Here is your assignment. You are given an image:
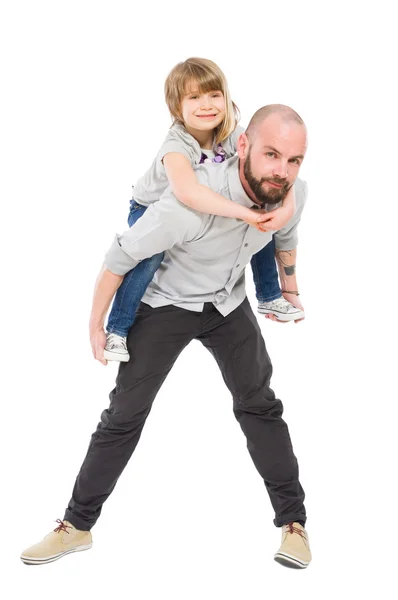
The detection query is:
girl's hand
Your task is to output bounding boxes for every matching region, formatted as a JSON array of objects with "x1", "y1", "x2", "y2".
[
  {"x1": 243, "y1": 209, "x2": 274, "y2": 230},
  {"x1": 255, "y1": 204, "x2": 295, "y2": 232}
]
